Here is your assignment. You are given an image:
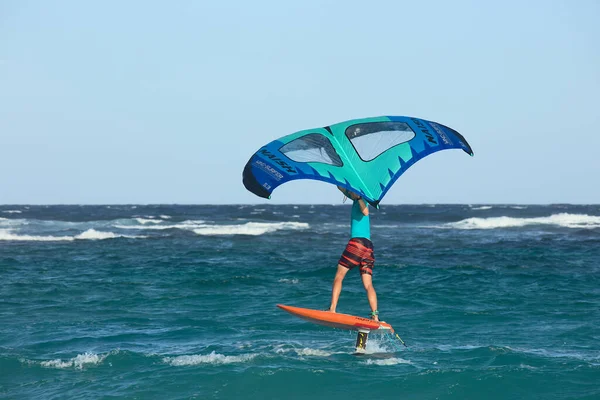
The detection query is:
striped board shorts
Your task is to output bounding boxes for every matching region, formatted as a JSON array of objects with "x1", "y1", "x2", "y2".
[{"x1": 338, "y1": 237, "x2": 375, "y2": 275}]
